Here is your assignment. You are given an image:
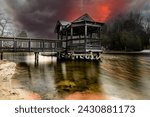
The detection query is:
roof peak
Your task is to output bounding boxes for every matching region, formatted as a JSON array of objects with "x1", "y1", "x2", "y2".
[{"x1": 73, "y1": 13, "x2": 95, "y2": 23}]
